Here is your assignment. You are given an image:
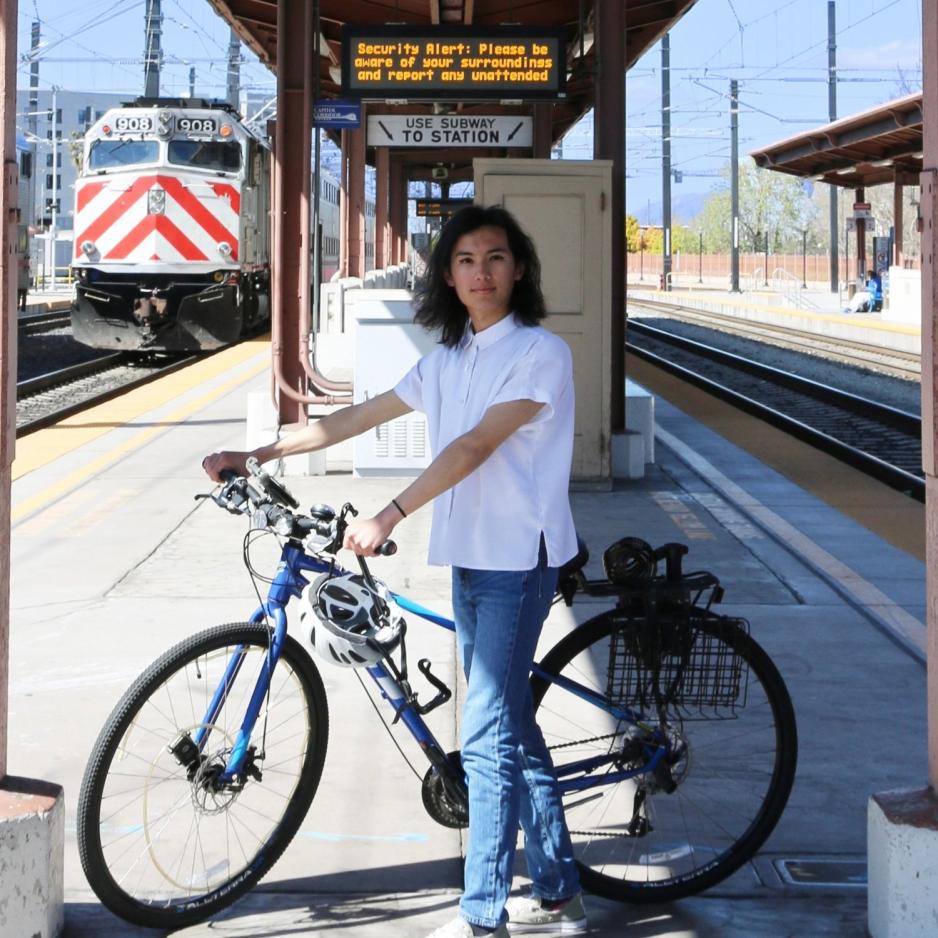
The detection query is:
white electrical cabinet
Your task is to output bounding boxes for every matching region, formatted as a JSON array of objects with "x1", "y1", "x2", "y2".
[{"x1": 349, "y1": 290, "x2": 436, "y2": 477}]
